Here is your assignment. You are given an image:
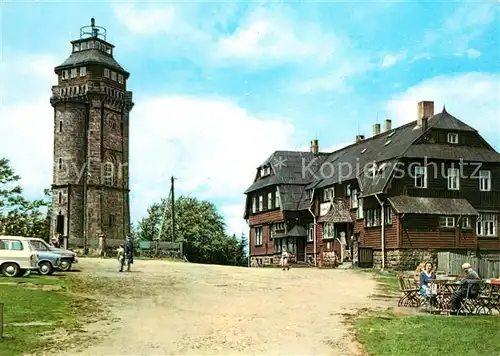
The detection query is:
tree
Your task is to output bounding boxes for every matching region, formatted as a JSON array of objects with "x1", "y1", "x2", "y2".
[
  {"x1": 0, "y1": 158, "x2": 50, "y2": 238},
  {"x1": 136, "y1": 196, "x2": 247, "y2": 266}
]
